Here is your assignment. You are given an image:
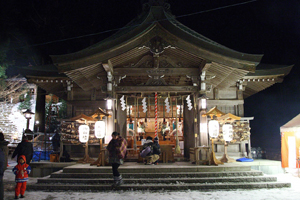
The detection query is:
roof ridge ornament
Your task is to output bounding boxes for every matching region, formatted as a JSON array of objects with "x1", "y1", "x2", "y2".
[{"x1": 142, "y1": 0, "x2": 170, "y2": 11}]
